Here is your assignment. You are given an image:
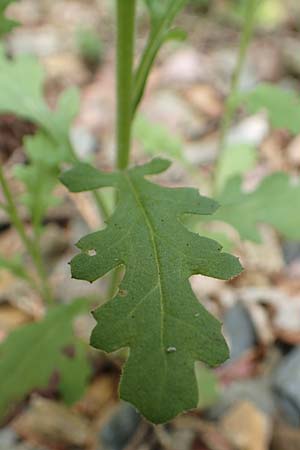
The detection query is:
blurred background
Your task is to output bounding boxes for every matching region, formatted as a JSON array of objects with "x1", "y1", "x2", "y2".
[{"x1": 1, "y1": 0, "x2": 300, "y2": 449}]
